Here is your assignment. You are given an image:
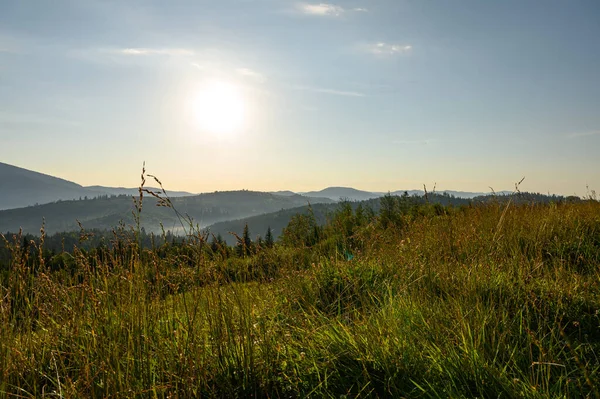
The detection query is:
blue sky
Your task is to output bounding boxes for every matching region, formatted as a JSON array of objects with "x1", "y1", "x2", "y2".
[{"x1": 1, "y1": 0, "x2": 599, "y2": 195}]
